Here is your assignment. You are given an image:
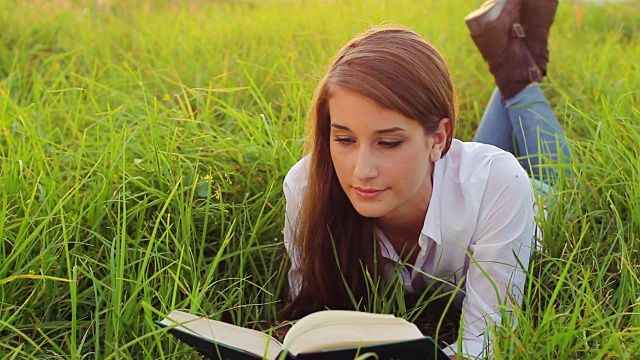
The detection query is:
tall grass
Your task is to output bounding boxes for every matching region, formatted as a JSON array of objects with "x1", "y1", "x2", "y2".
[{"x1": 1, "y1": 0, "x2": 639, "y2": 358}]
